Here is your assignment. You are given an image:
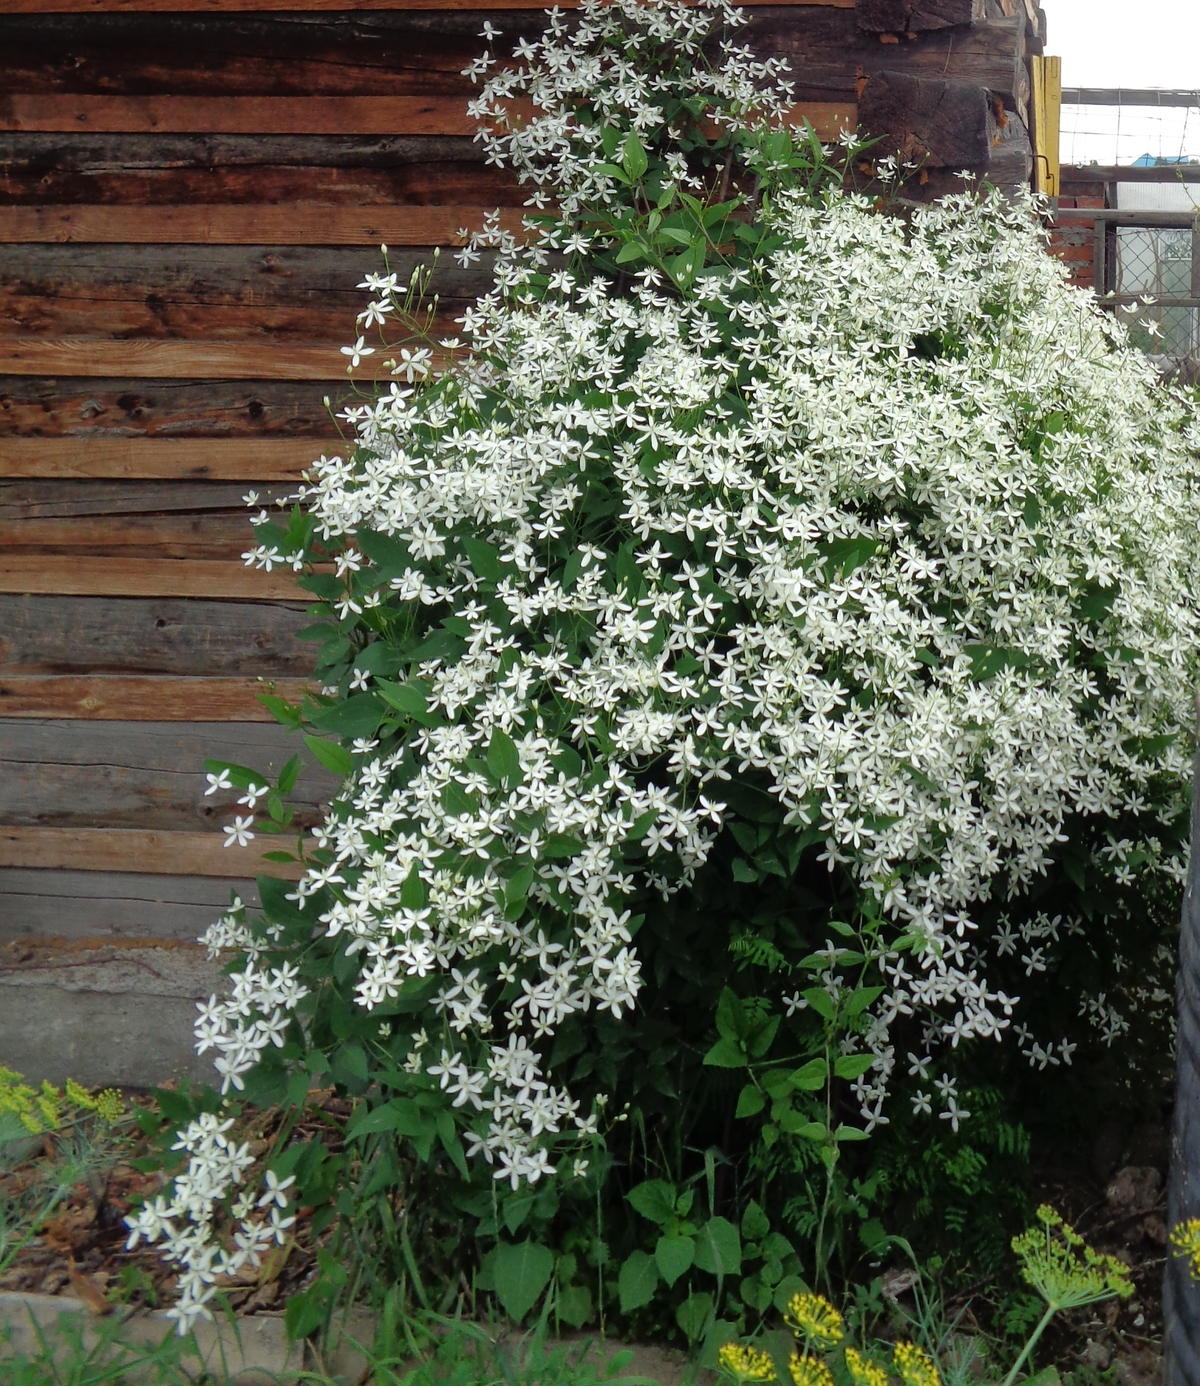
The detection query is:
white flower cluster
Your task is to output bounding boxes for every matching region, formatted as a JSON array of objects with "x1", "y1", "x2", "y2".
[
  {"x1": 466, "y1": 0, "x2": 794, "y2": 218},
  {"x1": 138, "y1": 0, "x2": 1199, "y2": 1329}
]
